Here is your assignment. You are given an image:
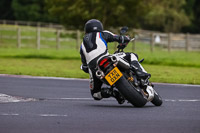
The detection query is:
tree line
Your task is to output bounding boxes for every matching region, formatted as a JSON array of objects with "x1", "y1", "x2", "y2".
[{"x1": 1, "y1": 0, "x2": 200, "y2": 33}]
